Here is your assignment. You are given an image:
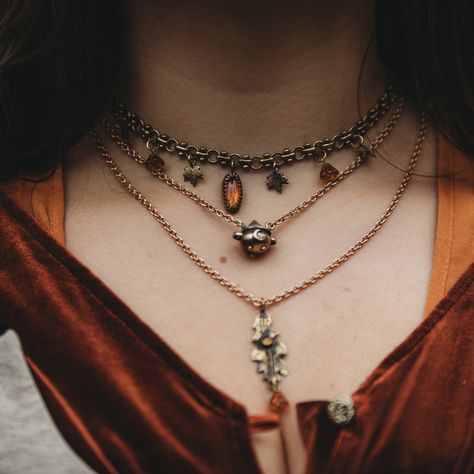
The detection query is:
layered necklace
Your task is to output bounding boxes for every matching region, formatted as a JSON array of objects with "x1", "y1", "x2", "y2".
[
  {"x1": 108, "y1": 85, "x2": 397, "y2": 207},
  {"x1": 91, "y1": 92, "x2": 427, "y2": 413},
  {"x1": 103, "y1": 89, "x2": 404, "y2": 258}
]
